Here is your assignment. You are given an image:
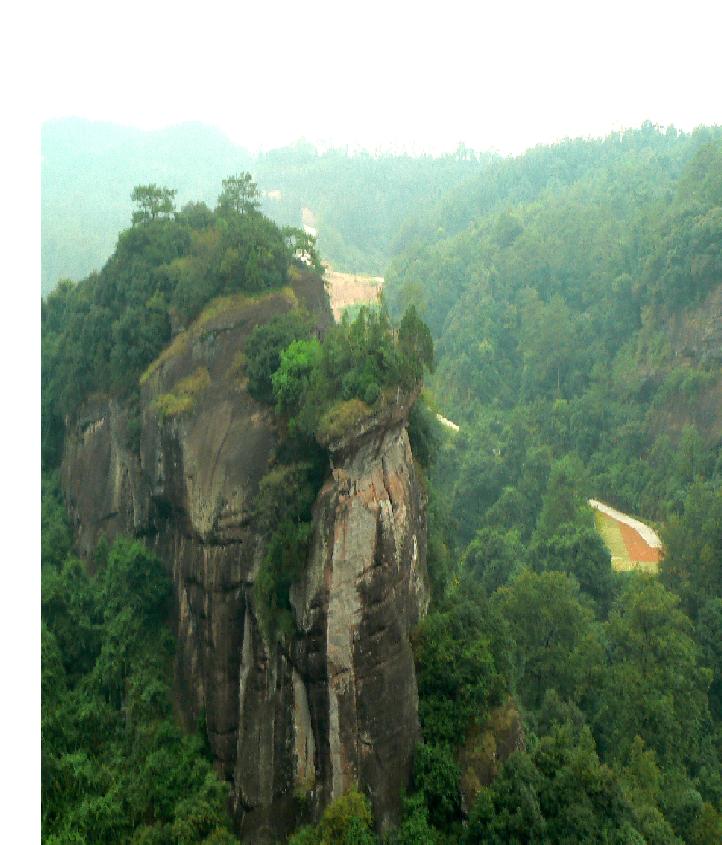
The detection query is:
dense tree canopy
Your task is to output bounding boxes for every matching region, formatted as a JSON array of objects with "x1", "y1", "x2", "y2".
[
  {"x1": 42, "y1": 173, "x2": 307, "y2": 468},
  {"x1": 379, "y1": 125, "x2": 722, "y2": 844},
  {"x1": 41, "y1": 120, "x2": 488, "y2": 293},
  {"x1": 131, "y1": 184, "x2": 177, "y2": 224}
]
